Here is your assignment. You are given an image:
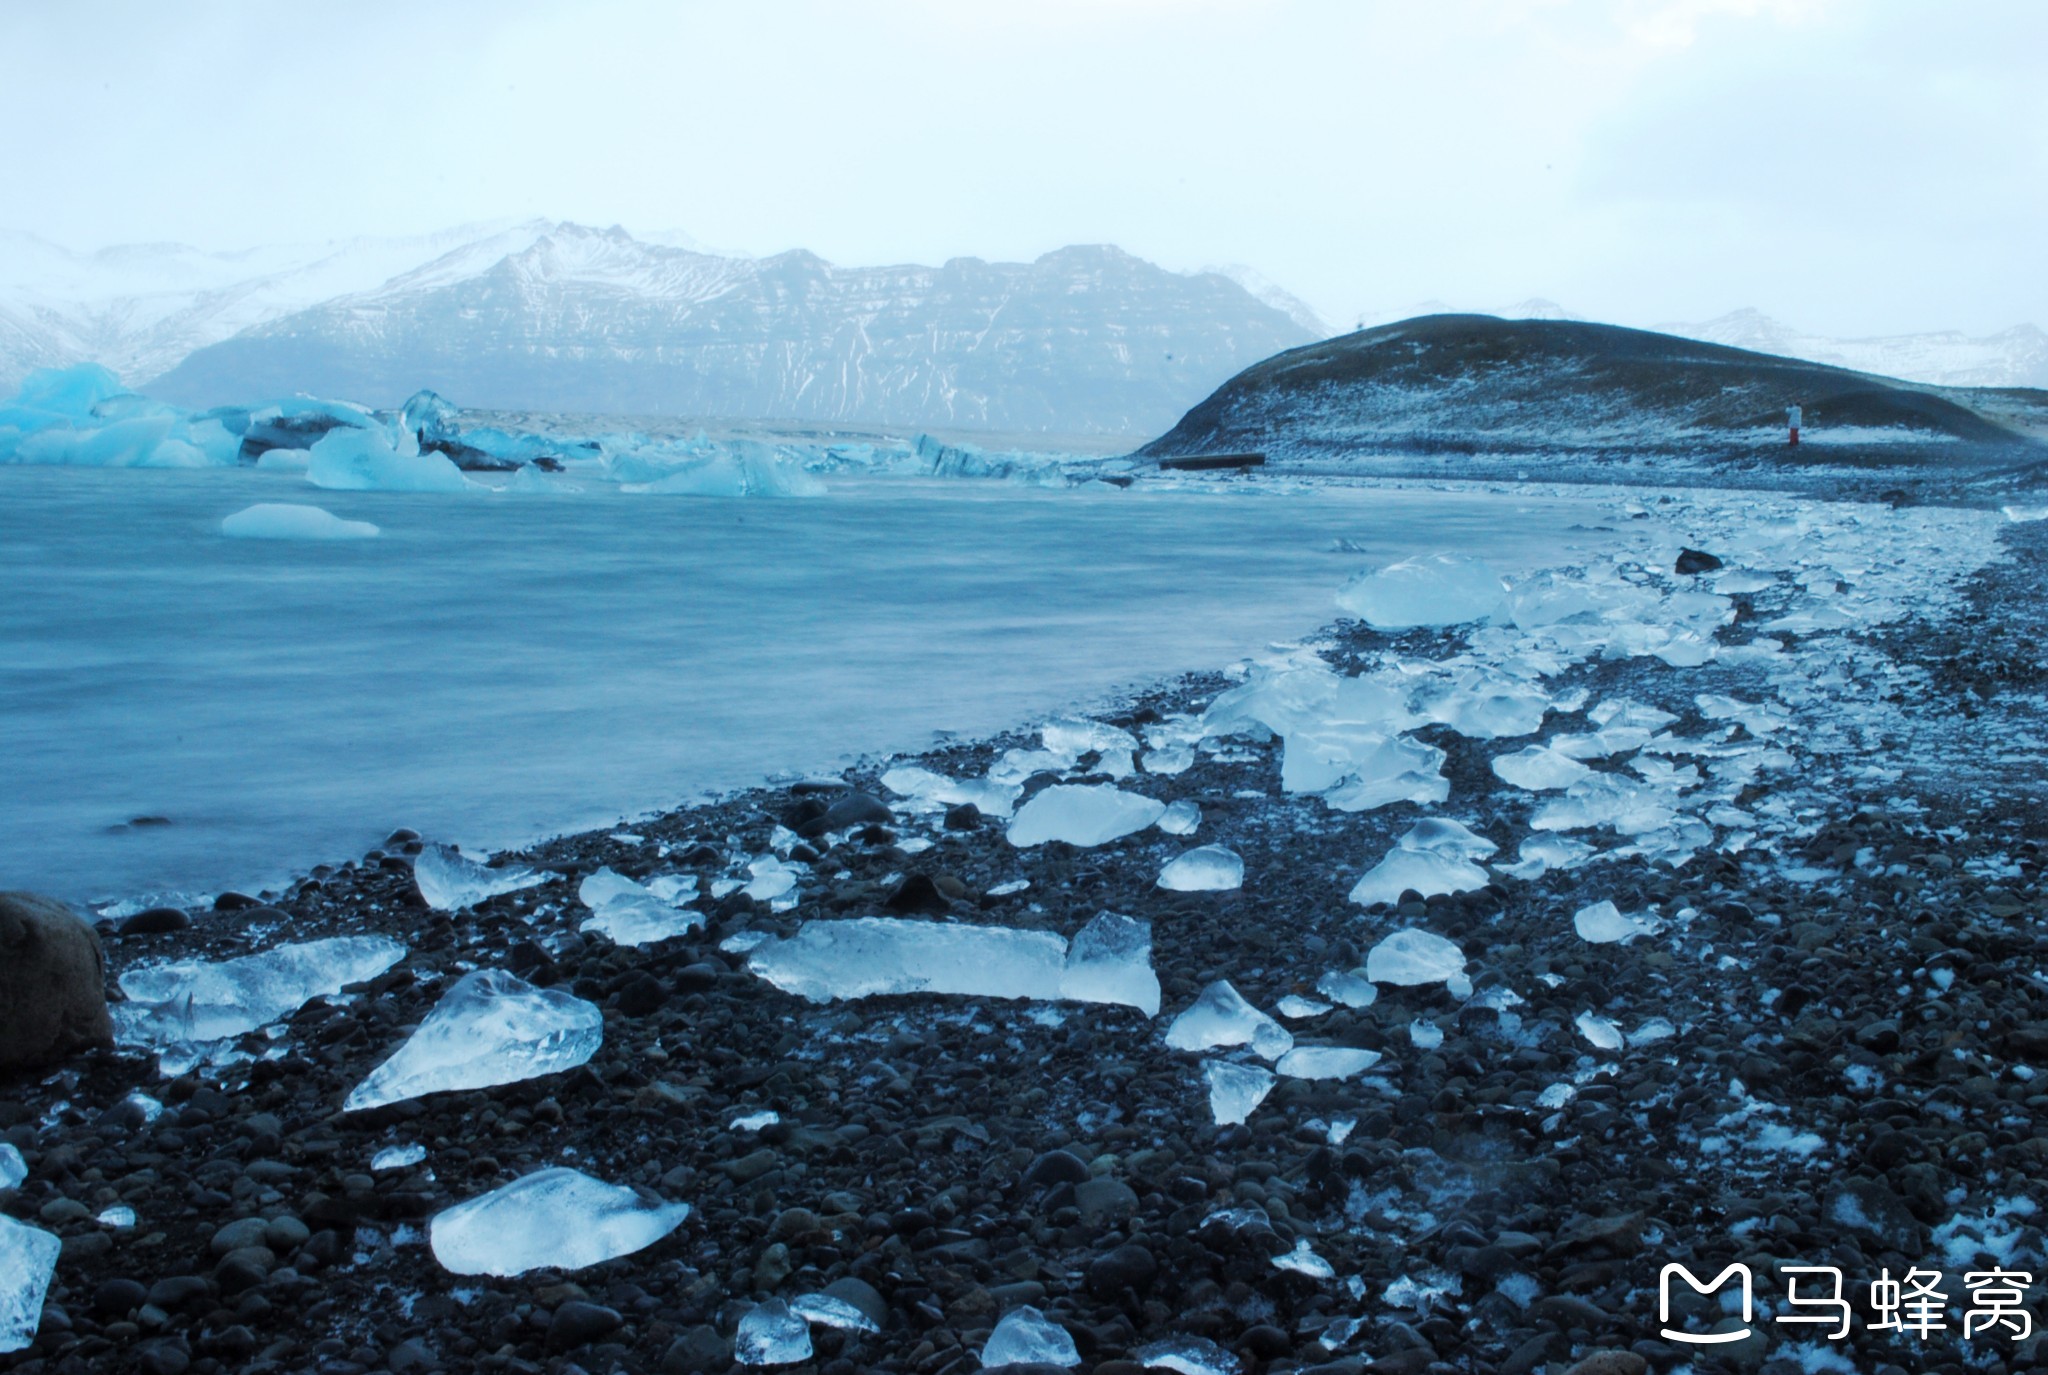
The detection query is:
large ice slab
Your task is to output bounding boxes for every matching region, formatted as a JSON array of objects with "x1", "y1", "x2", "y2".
[
  {"x1": 1165, "y1": 980, "x2": 1293, "y2": 1060},
  {"x1": 220, "y1": 503, "x2": 380, "y2": 541},
  {"x1": 1157, "y1": 846, "x2": 1244, "y2": 892},
  {"x1": 0, "y1": 1216, "x2": 61, "y2": 1353},
  {"x1": 429, "y1": 1167, "x2": 688, "y2": 1276},
  {"x1": 1006, "y1": 784, "x2": 1165, "y2": 847},
  {"x1": 344, "y1": 969, "x2": 603, "y2": 1112},
  {"x1": 981, "y1": 1305, "x2": 1079, "y2": 1368},
  {"x1": 749, "y1": 915, "x2": 1159, "y2": 1012},
  {"x1": 115, "y1": 936, "x2": 407, "y2": 1046},
  {"x1": 579, "y1": 866, "x2": 703, "y2": 946},
  {"x1": 1335, "y1": 553, "x2": 1504, "y2": 629},
  {"x1": 305, "y1": 427, "x2": 471, "y2": 493},
  {"x1": 413, "y1": 844, "x2": 553, "y2": 911},
  {"x1": 1365, "y1": 930, "x2": 1468, "y2": 989},
  {"x1": 1203, "y1": 1059, "x2": 1277, "y2": 1125}
]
